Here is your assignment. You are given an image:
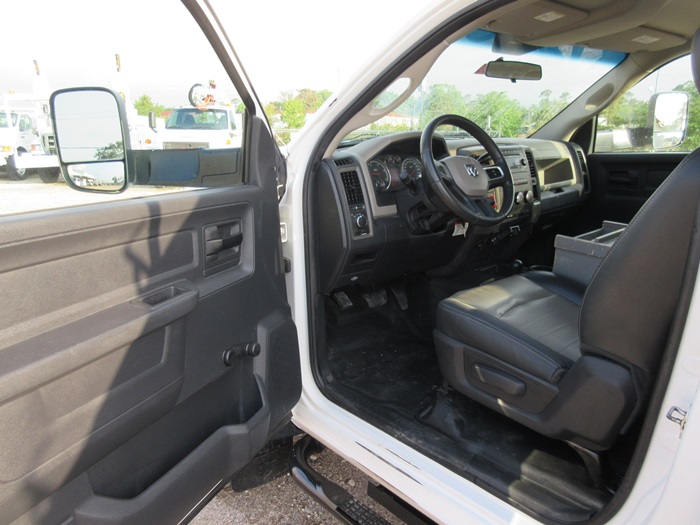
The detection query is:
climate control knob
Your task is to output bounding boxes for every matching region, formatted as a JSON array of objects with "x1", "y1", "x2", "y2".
[
  {"x1": 525, "y1": 190, "x2": 534, "y2": 203},
  {"x1": 355, "y1": 214, "x2": 368, "y2": 229},
  {"x1": 515, "y1": 192, "x2": 524, "y2": 205}
]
